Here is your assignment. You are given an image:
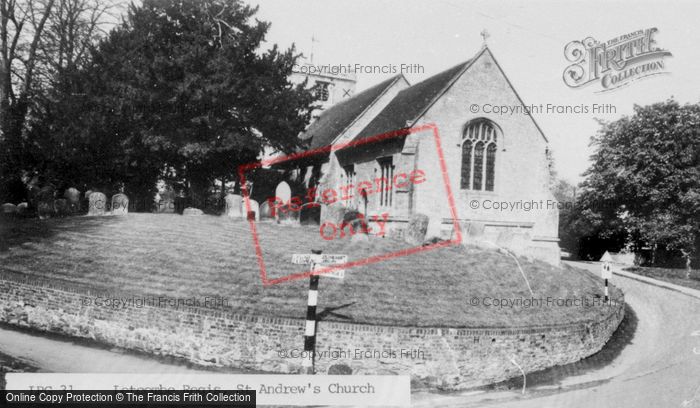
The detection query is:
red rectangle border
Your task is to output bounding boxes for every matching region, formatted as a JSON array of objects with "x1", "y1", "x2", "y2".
[{"x1": 238, "y1": 123, "x2": 463, "y2": 286}]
